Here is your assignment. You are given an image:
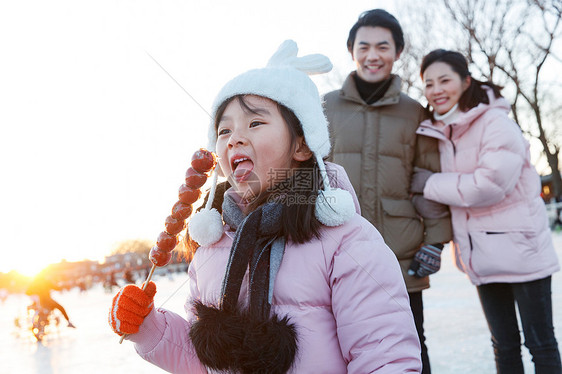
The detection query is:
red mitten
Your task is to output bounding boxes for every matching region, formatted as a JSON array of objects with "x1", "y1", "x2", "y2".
[{"x1": 108, "y1": 281, "x2": 157, "y2": 336}]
